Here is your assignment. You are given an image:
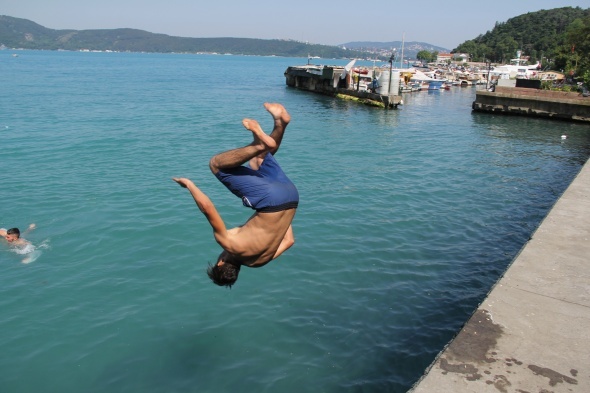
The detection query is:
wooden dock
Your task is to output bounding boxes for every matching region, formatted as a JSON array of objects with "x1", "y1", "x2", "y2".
[{"x1": 284, "y1": 65, "x2": 402, "y2": 109}]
